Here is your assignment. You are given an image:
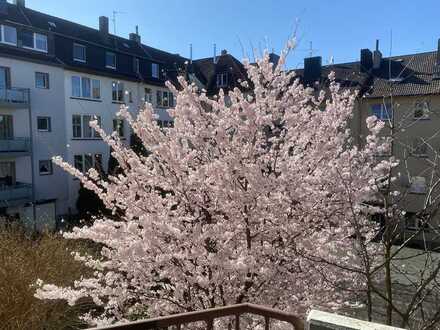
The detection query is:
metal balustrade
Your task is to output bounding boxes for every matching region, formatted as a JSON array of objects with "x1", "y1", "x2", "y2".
[
  {"x1": 0, "y1": 182, "x2": 32, "y2": 205},
  {"x1": 0, "y1": 87, "x2": 29, "y2": 106},
  {"x1": 93, "y1": 303, "x2": 304, "y2": 330},
  {"x1": 0, "y1": 137, "x2": 31, "y2": 153}
]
